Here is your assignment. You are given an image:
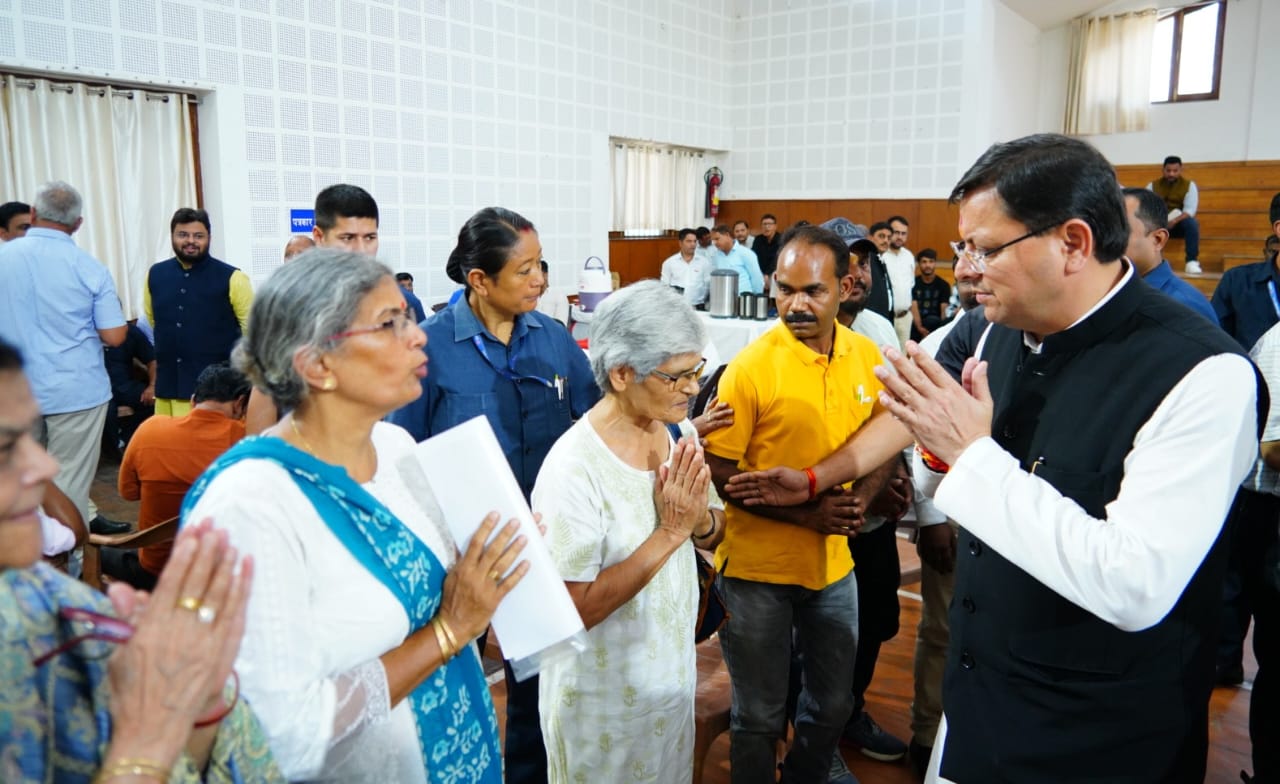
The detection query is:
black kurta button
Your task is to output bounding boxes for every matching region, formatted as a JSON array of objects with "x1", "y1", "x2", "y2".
[
  {"x1": 968, "y1": 539, "x2": 982, "y2": 557},
  {"x1": 960, "y1": 650, "x2": 975, "y2": 669},
  {"x1": 962, "y1": 596, "x2": 975, "y2": 613}
]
